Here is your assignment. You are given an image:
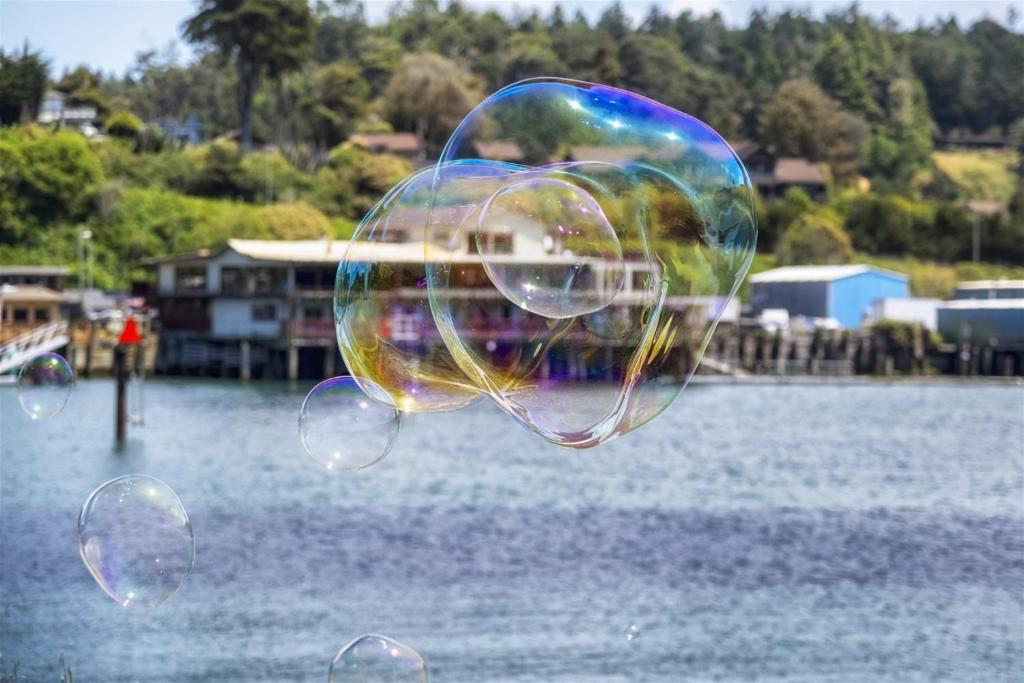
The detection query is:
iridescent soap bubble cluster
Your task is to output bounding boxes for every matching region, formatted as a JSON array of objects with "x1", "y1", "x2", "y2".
[{"x1": 333, "y1": 78, "x2": 756, "y2": 449}]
